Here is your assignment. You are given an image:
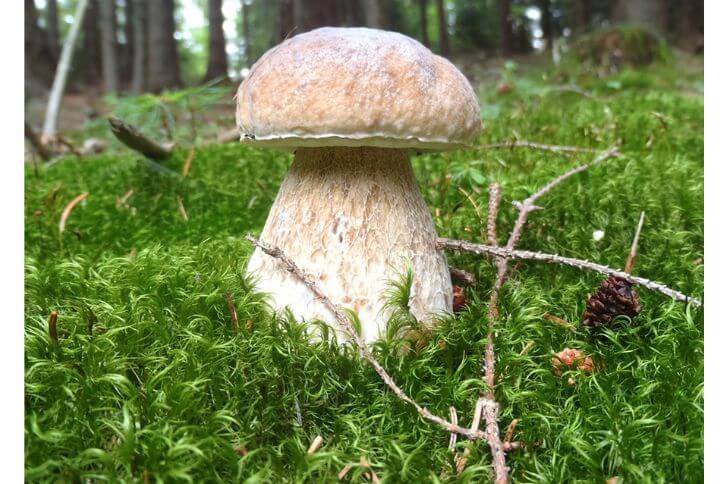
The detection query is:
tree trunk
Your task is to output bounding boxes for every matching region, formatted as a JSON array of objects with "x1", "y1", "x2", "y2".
[
  {"x1": 615, "y1": 0, "x2": 667, "y2": 35},
  {"x1": 540, "y1": 0, "x2": 553, "y2": 51},
  {"x1": 435, "y1": 0, "x2": 449, "y2": 57},
  {"x1": 361, "y1": 0, "x2": 381, "y2": 28},
  {"x1": 119, "y1": 0, "x2": 134, "y2": 86},
  {"x1": 240, "y1": 0, "x2": 251, "y2": 67},
  {"x1": 498, "y1": 0, "x2": 512, "y2": 56},
  {"x1": 82, "y1": 0, "x2": 102, "y2": 87},
  {"x1": 100, "y1": 0, "x2": 118, "y2": 93},
  {"x1": 46, "y1": 0, "x2": 60, "y2": 63},
  {"x1": 43, "y1": 0, "x2": 90, "y2": 139},
  {"x1": 292, "y1": 0, "x2": 343, "y2": 33},
  {"x1": 418, "y1": 0, "x2": 430, "y2": 48},
  {"x1": 279, "y1": 0, "x2": 294, "y2": 40},
  {"x1": 147, "y1": 0, "x2": 181, "y2": 91},
  {"x1": 205, "y1": 0, "x2": 228, "y2": 81},
  {"x1": 131, "y1": 0, "x2": 145, "y2": 93}
]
